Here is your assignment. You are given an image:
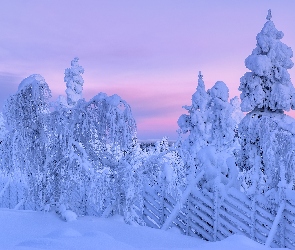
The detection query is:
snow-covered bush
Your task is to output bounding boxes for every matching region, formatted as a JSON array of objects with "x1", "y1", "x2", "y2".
[
  {"x1": 196, "y1": 146, "x2": 239, "y2": 192},
  {"x1": 143, "y1": 138, "x2": 186, "y2": 204},
  {"x1": 58, "y1": 204, "x2": 77, "y2": 222},
  {"x1": 238, "y1": 10, "x2": 295, "y2": 193},
  {"x1": 115, "y1": 138, "x2": 145, "y2": 225}
]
